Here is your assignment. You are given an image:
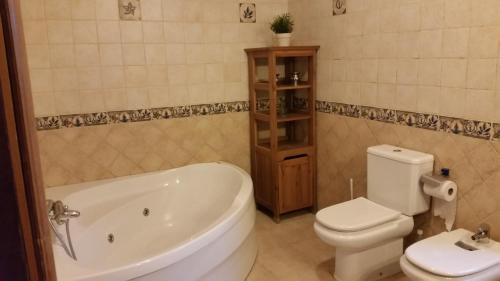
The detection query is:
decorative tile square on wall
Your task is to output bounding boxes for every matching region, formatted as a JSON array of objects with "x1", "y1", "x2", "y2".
[
  {"x1": 118, "y1": 0, "x2": 141, "y2": 21},
  {"x1": 332, "y1": 0, "x2": 346, "y2": 16},
  {"x1": 240, "y1": 3, "x2": 256, "y2": 23}
]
